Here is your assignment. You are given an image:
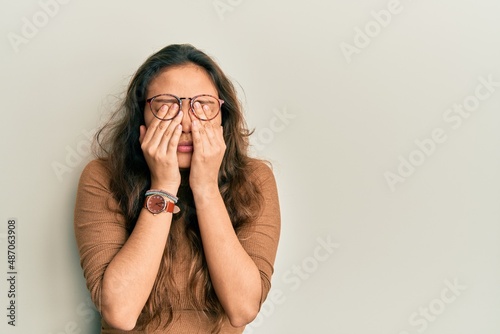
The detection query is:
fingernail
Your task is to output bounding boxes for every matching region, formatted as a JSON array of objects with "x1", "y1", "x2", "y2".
[{"x1": 193, "y1": 120, "x2": 198, "y2": 127}]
